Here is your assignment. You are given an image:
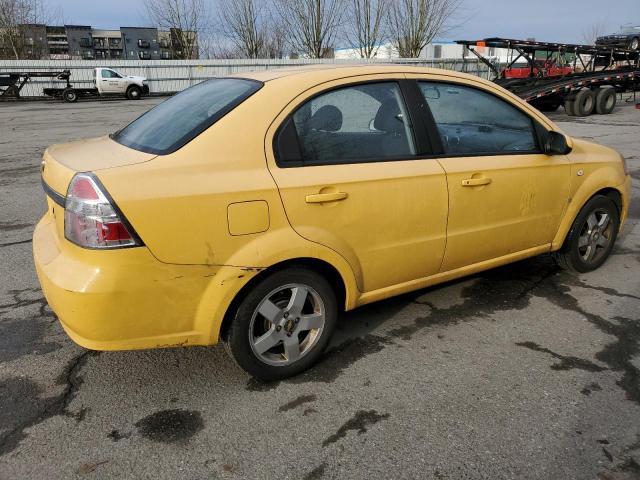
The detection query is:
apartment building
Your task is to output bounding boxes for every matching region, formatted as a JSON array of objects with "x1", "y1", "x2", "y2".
[{"x1": 0, "y1": 24, "x2": 198, "y2": 60}]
